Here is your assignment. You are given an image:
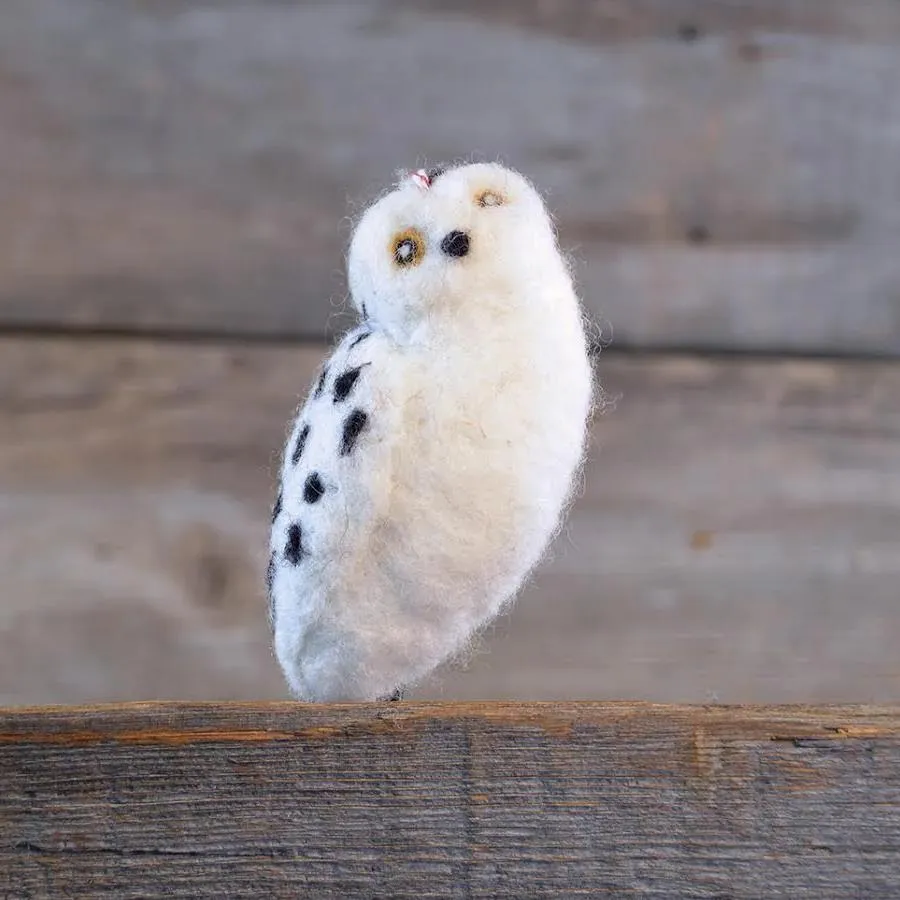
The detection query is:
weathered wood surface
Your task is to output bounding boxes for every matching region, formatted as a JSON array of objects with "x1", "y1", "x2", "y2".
[
  {"x1": 2, "y1": 336, "x2": 899, "y2": 706},
  {"x1": 1, "y1": 702, "x2": 898, "y2": 897},
  {"x1": 2, "y1": 0, "x2": 900, "y2": 353}
]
